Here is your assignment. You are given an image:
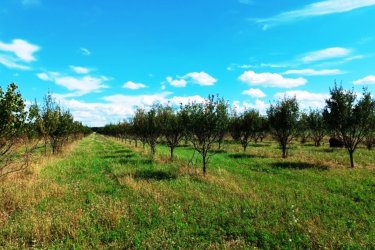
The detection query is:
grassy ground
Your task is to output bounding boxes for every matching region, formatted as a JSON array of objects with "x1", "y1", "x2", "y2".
[{"x1": 0, "y1": 133, "x2": 374, "y2": 249}]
